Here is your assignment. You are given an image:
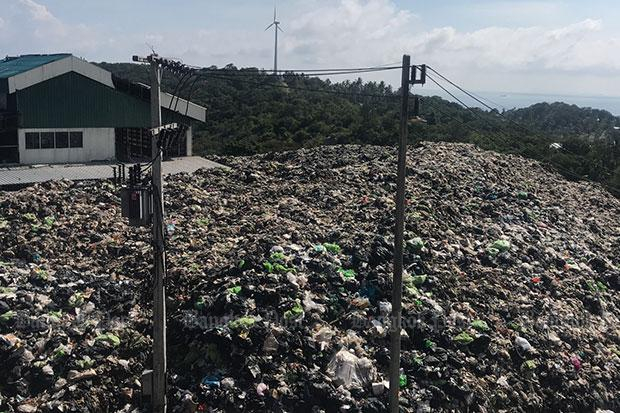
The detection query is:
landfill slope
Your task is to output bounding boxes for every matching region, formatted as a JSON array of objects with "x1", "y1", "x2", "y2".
[{"x1": 0, "y1": 142, "x2": 619, "y2": 413}]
